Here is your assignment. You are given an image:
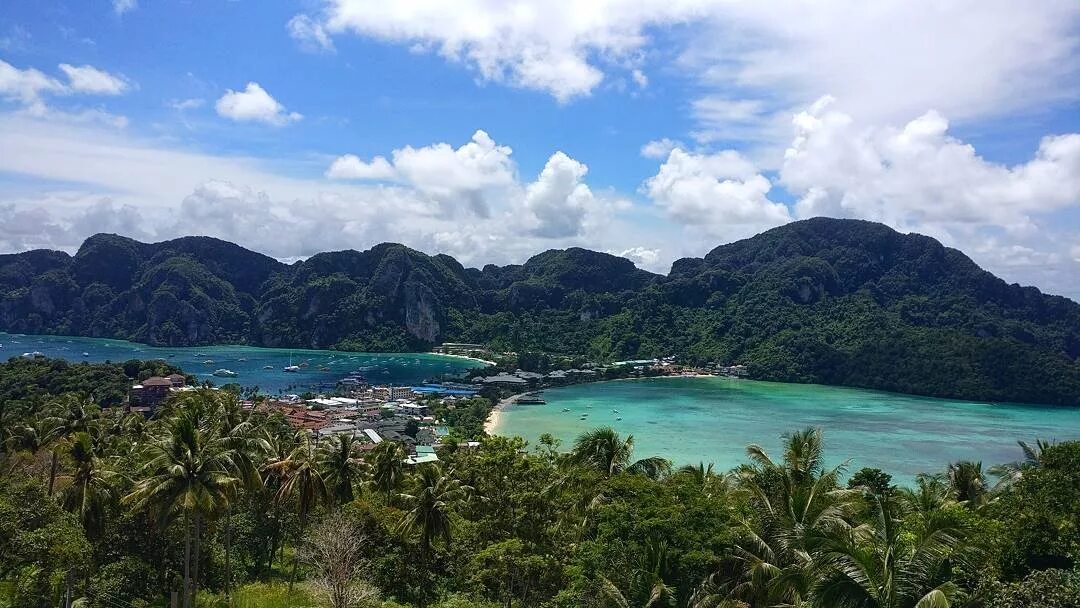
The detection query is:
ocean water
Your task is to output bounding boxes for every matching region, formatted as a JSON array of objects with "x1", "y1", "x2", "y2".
[
  {"x1": 0, "y1": 333, "x2": 485, "y2": 394},
  {"x1": 493, "y1": 376, "x2": 1080, "y2": 484}
]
